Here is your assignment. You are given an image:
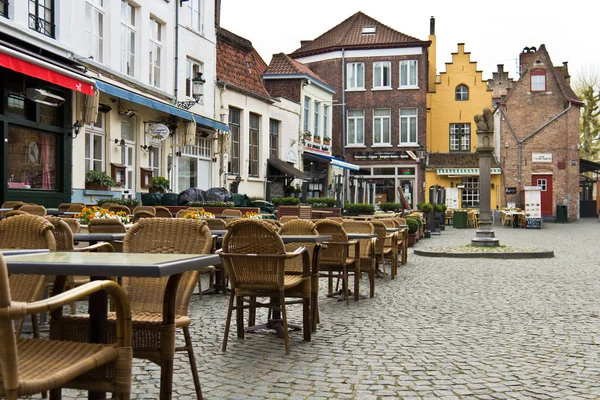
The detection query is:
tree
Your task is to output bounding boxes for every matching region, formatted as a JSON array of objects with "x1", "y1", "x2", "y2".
[{"x1": 573, "y1": 66, "x2": 600, "y2": 160}]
